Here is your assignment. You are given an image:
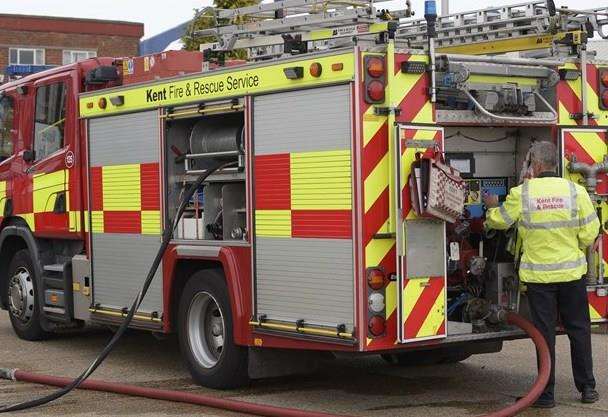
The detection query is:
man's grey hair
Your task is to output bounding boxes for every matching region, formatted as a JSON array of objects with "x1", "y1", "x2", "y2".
[{"x1": 529, "y1": 141, "x2": 557, "y2": 170}]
